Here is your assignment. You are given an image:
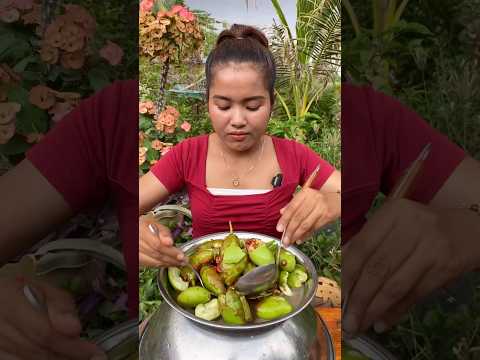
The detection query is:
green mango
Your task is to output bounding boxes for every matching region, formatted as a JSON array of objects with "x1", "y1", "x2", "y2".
[
  {"x1": 168, "y1": 267, "x2": 189, "y2": 291},
  {"x1": 180, "y1": 266, "x2": 196, "y2": 286},
  {"x1": 279, "y1": 270, "x2": 292, "y2": 296},
  {"x1": 197, "y1": 240, "x2": 223, "y2": 251},
  {"x1": 195, "y1": 298, "x2": 221, "y2": 321},
  {"x1": 177, "y1": 286, "x2": 211, "y2": 308},
  {"x1": 200, "y1": 265, "x2": 226, "y2": 296},
  {"x1": 223, "y1": 244, "x2": 246, "y2": 264},
  {"x1": 279, "y1": 249, "x2": 296, "y2": 272},
  {"x1": 248, "y1": 243, "x2": 275, "y2": 266},
  {"x1": 239, "y1": 294, "x2": 252, "y2": 322},
  {"x1": 256, "y1": 296, "x2": 293, "y2": 320},
  {"x1": 190, "y1": 248, "x2": 214, "y2": 271},
  {"x1": 265, "y1": 240, "x2": 278, "y2": 254},
  {"x1": 287, "y1": 267, "x2": 308, "y2": 288},
  {"x1": 219, "y1": 289, "x2": 246, "y2": 325},
  {"x1": 221, "y1": 255, "x2": 248, "y2": 286},
  {"x1": 223, "y1": 232, "x2": 240, "y2": 250}
]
